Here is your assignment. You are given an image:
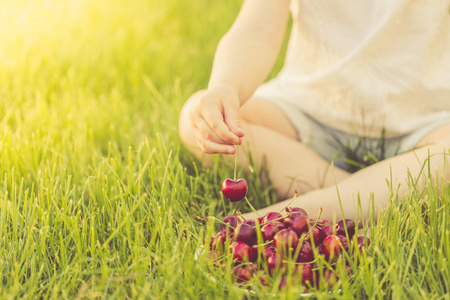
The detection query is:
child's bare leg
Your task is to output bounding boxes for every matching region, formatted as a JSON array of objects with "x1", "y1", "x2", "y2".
[
  {"x1": 179, "y1": 91, "x2": 351, "y2": 198},
  {"x1": 243, "y1": 123, "x2": 450, "y2": 222}
]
